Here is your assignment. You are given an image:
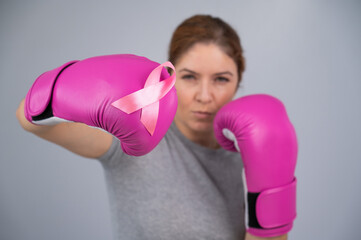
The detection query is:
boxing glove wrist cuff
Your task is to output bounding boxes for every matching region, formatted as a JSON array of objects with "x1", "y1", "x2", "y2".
[
  {"x1": 248, "y1": 223, "x2": 293, "y2": 238},
  {"x1": 24, "y1": 60, "x2": 78, "y2": 124},
  {"x1": 247, "y1": 178, "x2": 297, "y2": 236}
]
